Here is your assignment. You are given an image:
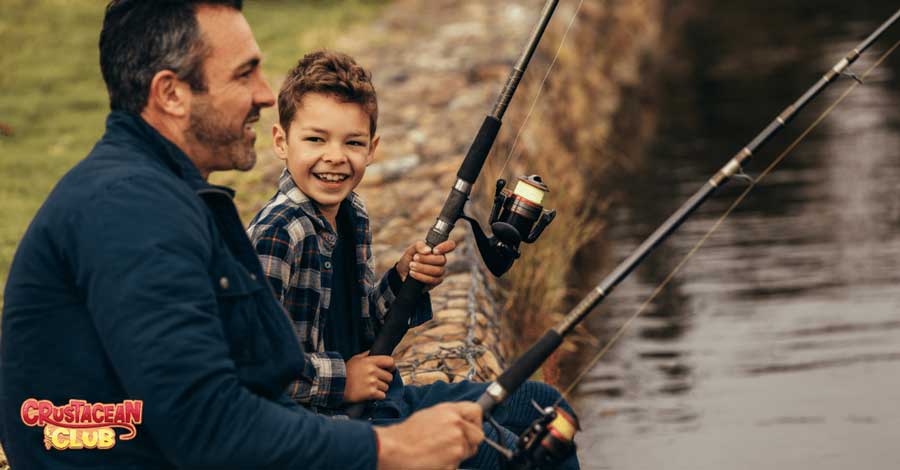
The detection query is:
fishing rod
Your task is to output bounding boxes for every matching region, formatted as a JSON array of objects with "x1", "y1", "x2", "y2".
[
  {"x1": 476, "y1": 8, "x2": 900, "y2": 468},
  {"x1": 345, "y1": 0, "x2": 561, "y2": 418}
]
